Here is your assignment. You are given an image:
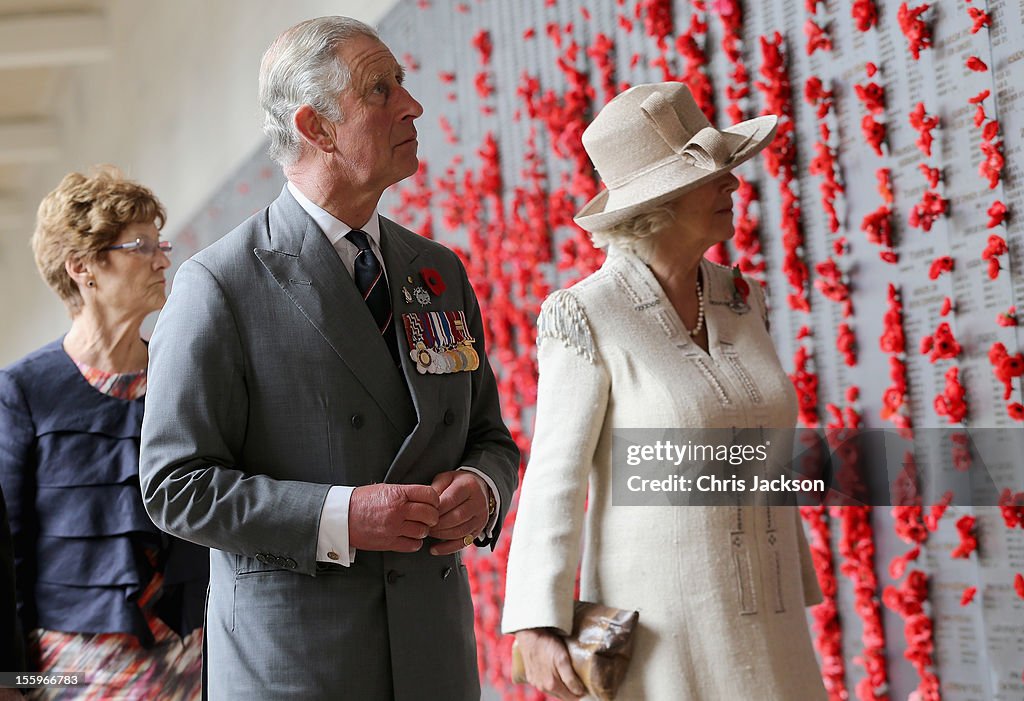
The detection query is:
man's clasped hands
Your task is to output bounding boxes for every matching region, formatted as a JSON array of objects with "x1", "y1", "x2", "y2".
[{"x1": 347, "y1": 471, "x2": 491, "y2": 555}]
